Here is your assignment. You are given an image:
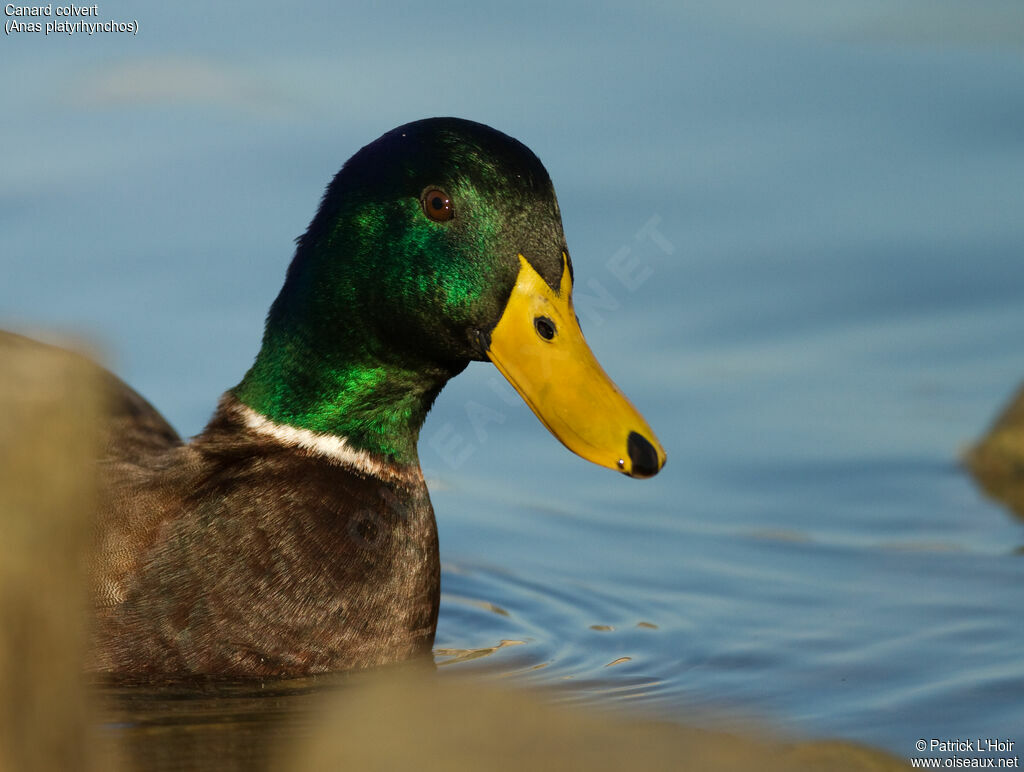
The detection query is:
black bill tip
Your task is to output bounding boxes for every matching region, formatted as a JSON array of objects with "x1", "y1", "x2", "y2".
[{"x1": 627, "y1": 431, "x2": 662, "y2": 478}]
